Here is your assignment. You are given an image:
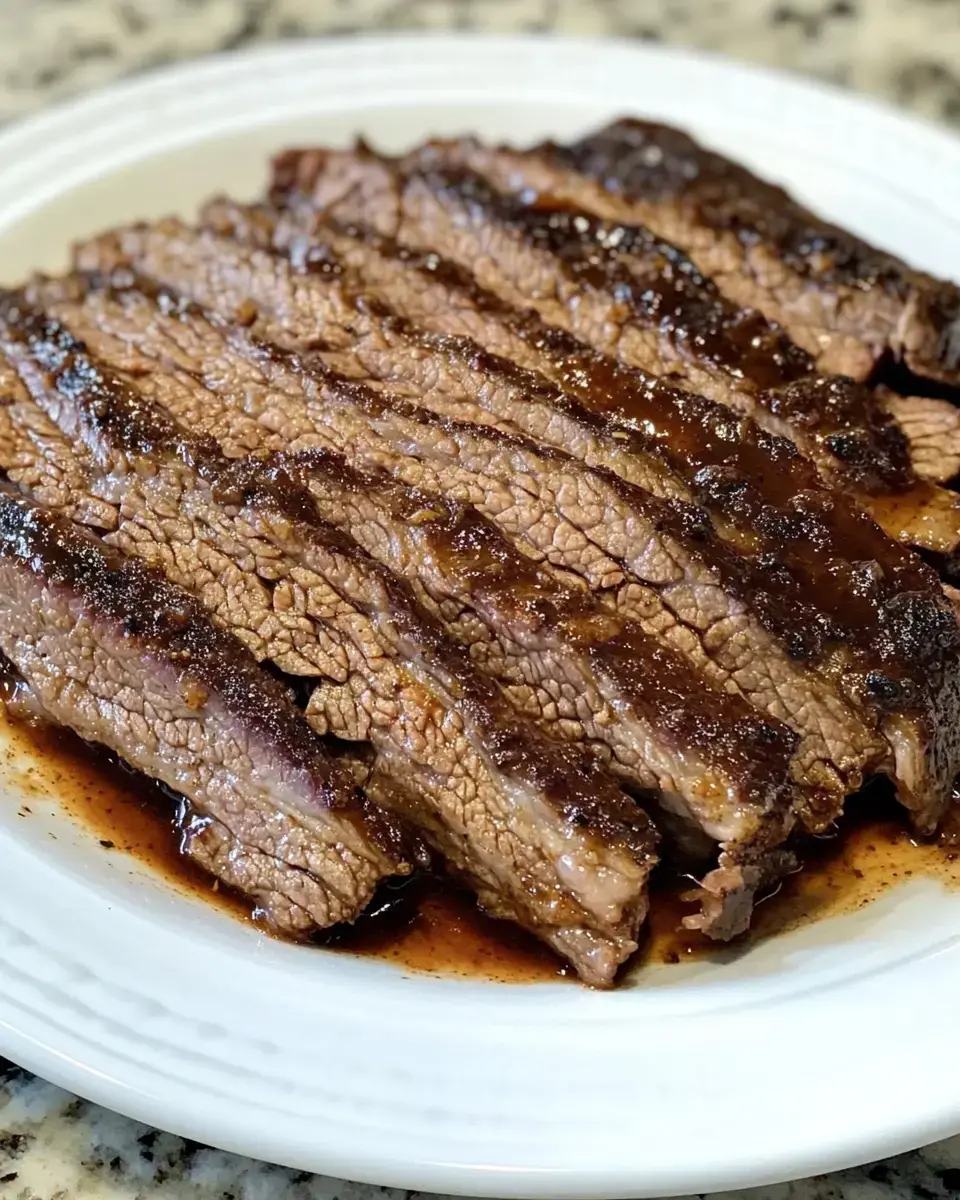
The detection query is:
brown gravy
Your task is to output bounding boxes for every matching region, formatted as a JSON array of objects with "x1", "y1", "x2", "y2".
[
  {"x1": 0, "y1": 707, "x2": 251, "y2": 925},
  {"x1": 3, "y1": 707, "x2": 959, "y2": 985}
]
